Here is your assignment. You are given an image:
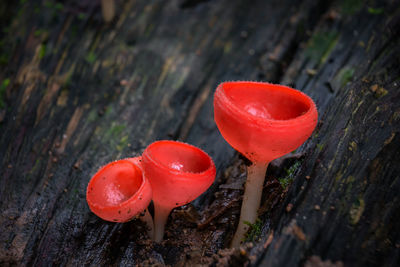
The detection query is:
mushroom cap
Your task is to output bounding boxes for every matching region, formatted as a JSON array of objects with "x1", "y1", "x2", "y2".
[
  {"x1": 214, "y1": 81, "x2": 318, "y2": 163},
  {"x1": 86, "y1": 158, "x2": 152, "y2": 222},
  {"x1": 142, "y1": 140, "x2": 216, "y2": 209},
  {"x1": 125, "y1": 156, "x2": 143, "y2": 170}
]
